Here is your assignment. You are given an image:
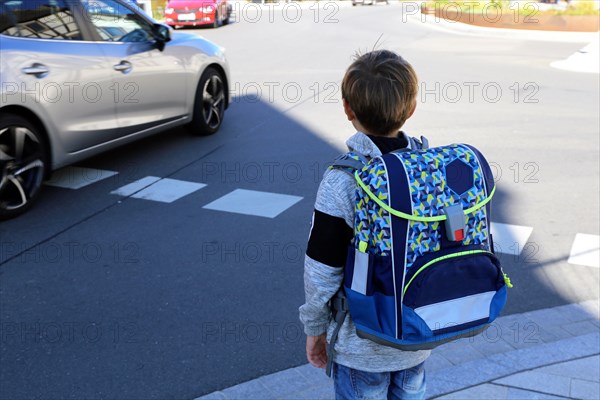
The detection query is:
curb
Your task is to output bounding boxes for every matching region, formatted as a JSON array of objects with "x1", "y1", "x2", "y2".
[
  {"x1": 195, "y1": 300, "x2": 600, "y2": 399},
  {"x1": 404, "y1": 11, "x2": 599, "y2": 43}
]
